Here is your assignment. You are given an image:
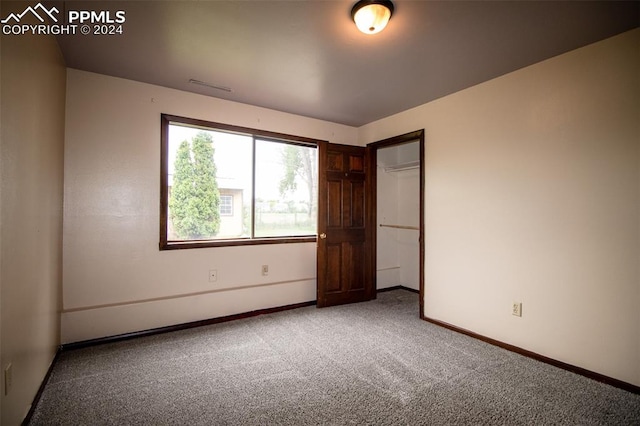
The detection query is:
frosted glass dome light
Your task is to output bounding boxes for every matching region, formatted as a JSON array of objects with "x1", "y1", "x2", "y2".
[{"x1": 351, "y1": 0, "x2": 394, "y2": 35}]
